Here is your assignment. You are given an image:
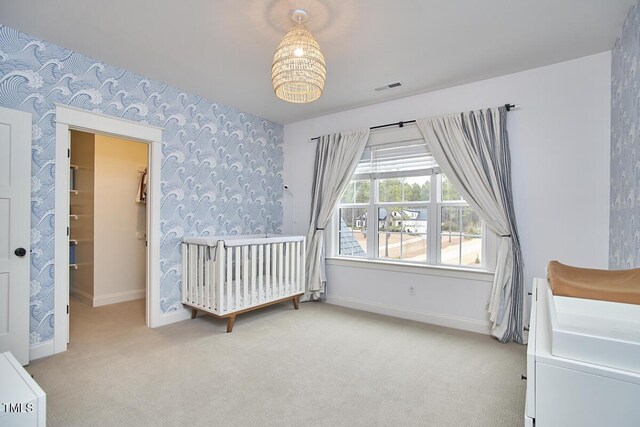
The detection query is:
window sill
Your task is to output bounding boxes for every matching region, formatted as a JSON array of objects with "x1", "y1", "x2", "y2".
[{"x1": 325, "y1": 256, "x2": 495, "y2": 282}]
